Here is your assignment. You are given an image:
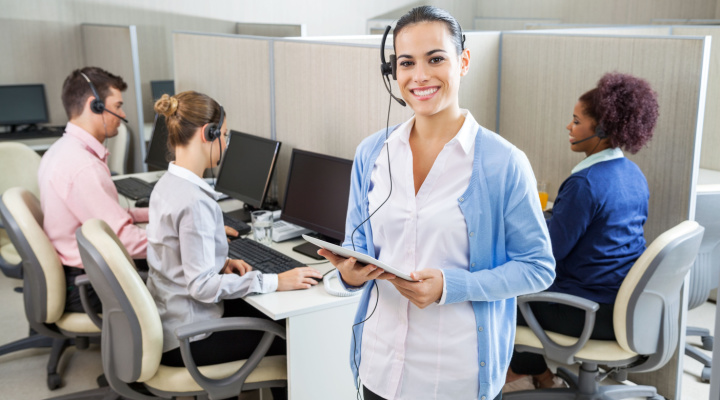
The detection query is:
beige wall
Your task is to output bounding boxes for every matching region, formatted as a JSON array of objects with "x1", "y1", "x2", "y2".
[
  {"x1": 476, "y1": 0, "x2": 717, "y2": 25},
  {"x1": 0, "y1": 19, "x2": 84, "y2": 126}
]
